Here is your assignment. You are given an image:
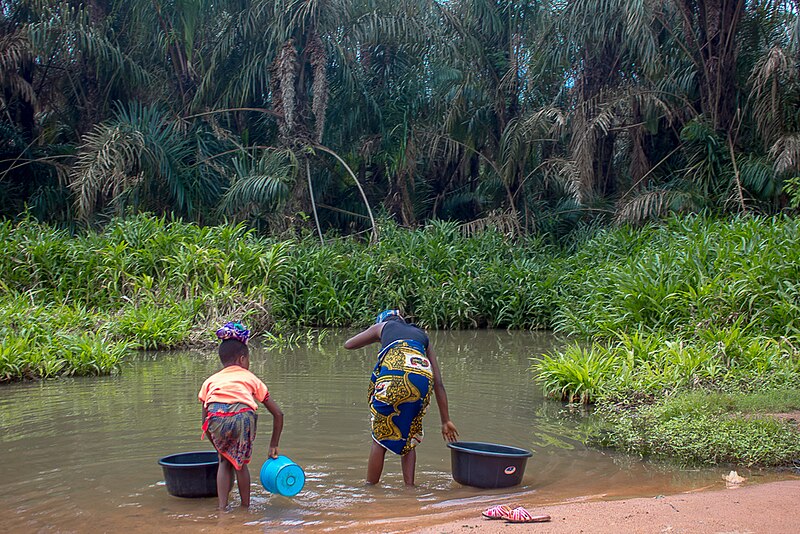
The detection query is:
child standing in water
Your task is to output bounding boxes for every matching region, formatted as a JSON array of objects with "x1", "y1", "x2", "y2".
[
  {"x1": 345, "y1": 310, "x2": 459, "y2": 486},
  {"x1": 198, "y1": 322, "x2": 284, "y2": 510}
]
